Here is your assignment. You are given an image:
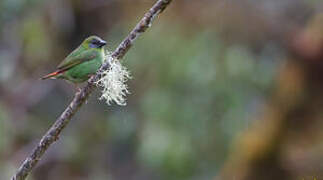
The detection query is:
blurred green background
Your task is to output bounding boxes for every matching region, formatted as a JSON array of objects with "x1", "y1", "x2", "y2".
[{"x1": 1, "y1": 0, "x2": 323, "y2": 179}]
